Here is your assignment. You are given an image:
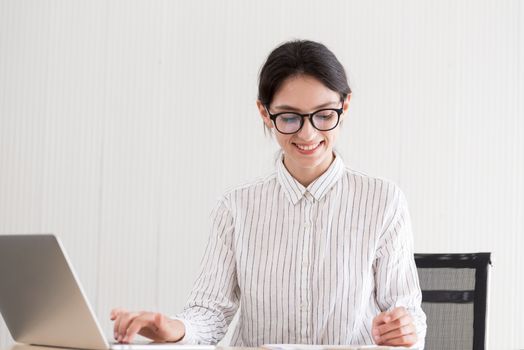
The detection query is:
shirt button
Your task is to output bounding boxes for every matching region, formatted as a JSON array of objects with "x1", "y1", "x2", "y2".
[
  {"x1": 304, "y1": 222, "x2": 310, "y2": 229},
  {"x1": 301, "y1": 303, "x2": 307, "y2": 311}
]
